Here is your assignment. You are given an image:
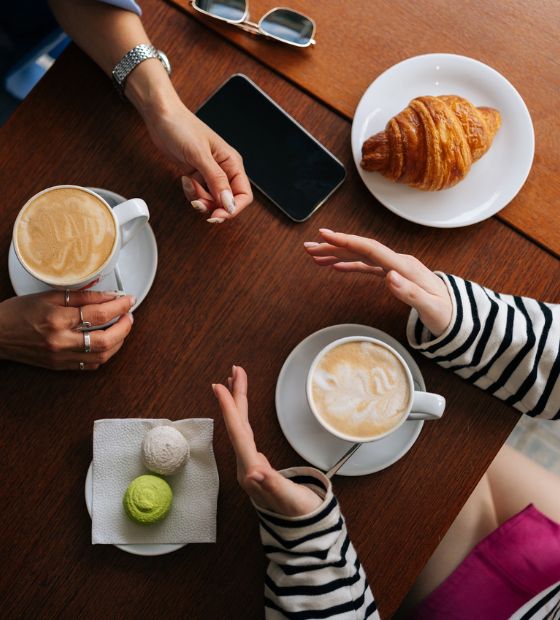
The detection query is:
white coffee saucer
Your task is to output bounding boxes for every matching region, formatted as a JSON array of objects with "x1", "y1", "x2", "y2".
[
  {"x1": 275, "y1": 324, "x2": 425, "y2": 476},
  {"x1": 85, "y1": 462, "x2": 185, "y2": 556},
  {"x1": 8, "y1": 188, "x2": 157, "y2": 315}
]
